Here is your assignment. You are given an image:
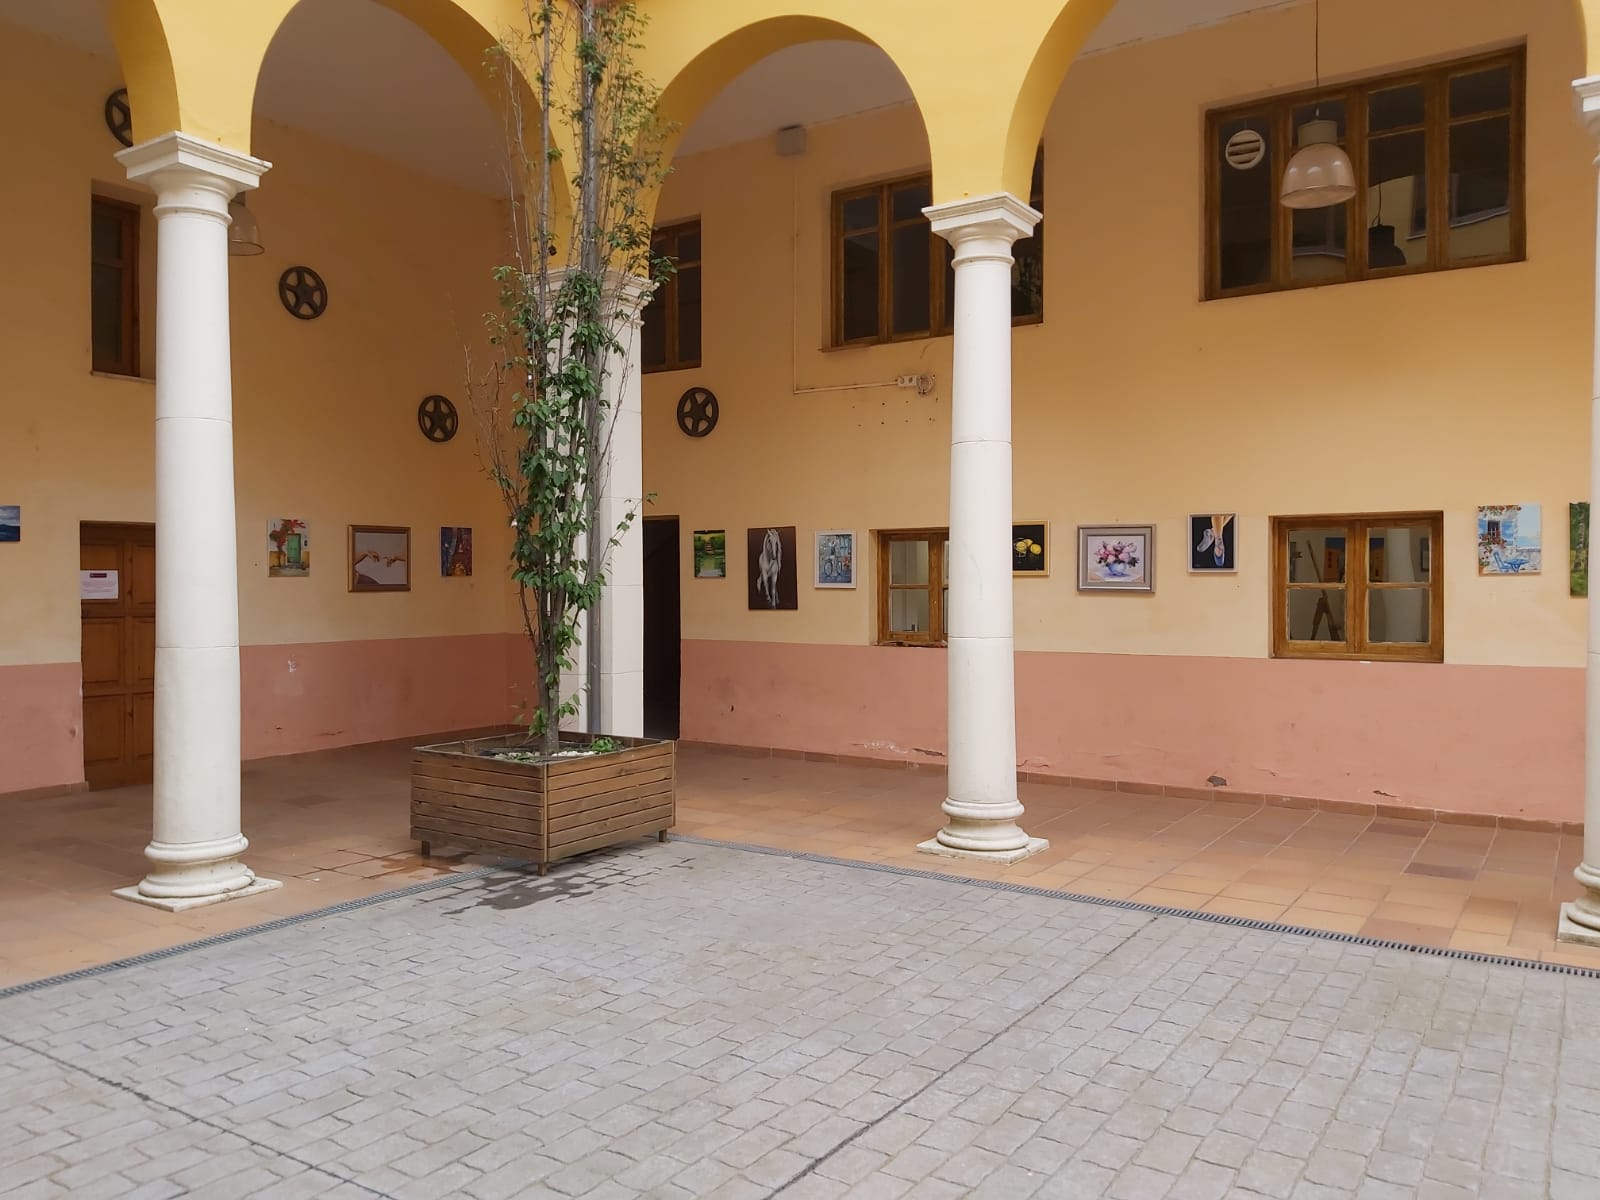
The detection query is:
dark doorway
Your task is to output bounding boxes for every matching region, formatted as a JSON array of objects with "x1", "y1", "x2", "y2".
[{"x1": 642, "y1": 517, "x2": 681, "y2": 740}]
